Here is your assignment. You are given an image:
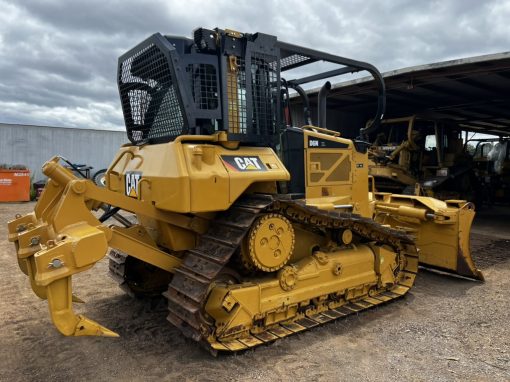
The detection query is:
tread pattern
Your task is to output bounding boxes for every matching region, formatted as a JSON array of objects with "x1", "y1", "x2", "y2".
[{"x1": 163, "y1": 194, "x2": 419, "y2": 353}]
